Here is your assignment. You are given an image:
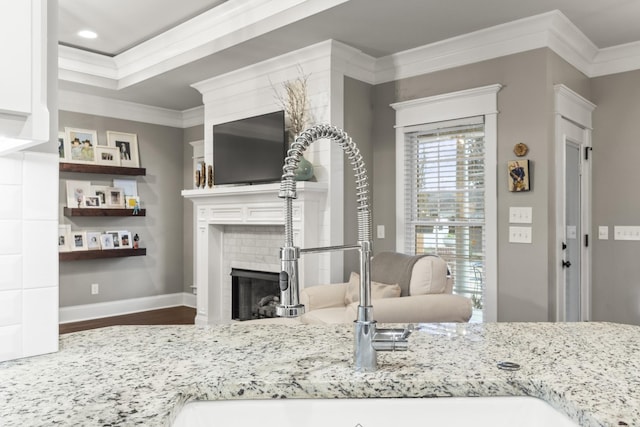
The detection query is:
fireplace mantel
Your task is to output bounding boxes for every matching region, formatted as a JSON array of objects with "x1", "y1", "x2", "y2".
[
  {"x1": 182, "y1": 182, "x2": 328, "y2": 324},
  {"x1": 182, "y1": 182, "x2": 327, "y2": 225}
]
